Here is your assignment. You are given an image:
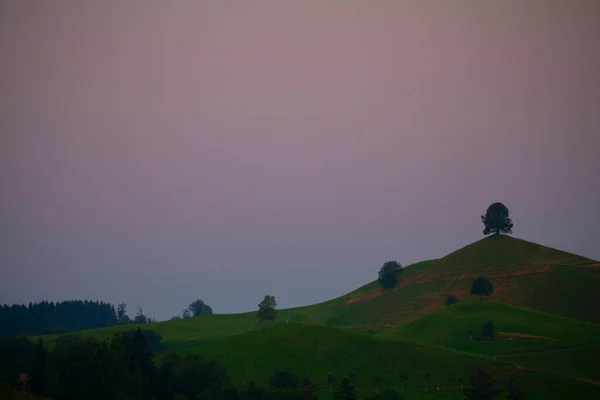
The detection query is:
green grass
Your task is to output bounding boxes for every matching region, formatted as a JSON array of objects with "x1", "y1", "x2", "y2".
[
  {"x1": 28, "y1": 235, "x2": 600, "y2": 399},
  {"x1": 36, "y1": 235, "x2": 600, "y2": 354},
  {"x1": 377, "y1": 301, "x2": 600, "y2": 356},
  {"x1": 160, "y1": 323, "x2": 600, "y2": 400}
]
